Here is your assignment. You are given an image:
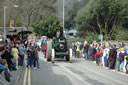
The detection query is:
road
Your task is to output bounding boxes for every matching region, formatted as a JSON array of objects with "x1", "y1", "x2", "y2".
[{"x1": 22, "y1": 52, "x2": 128, "y2": 85}]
